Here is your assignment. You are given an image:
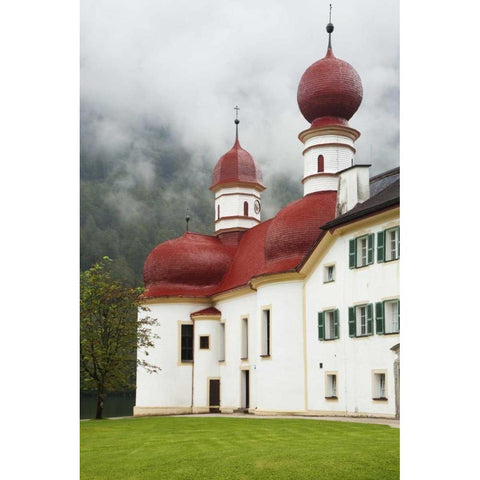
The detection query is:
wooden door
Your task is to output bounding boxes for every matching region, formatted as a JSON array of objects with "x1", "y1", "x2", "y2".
[{"x1": 209, "y1": 379, "x2": 220, "y2": 413}]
